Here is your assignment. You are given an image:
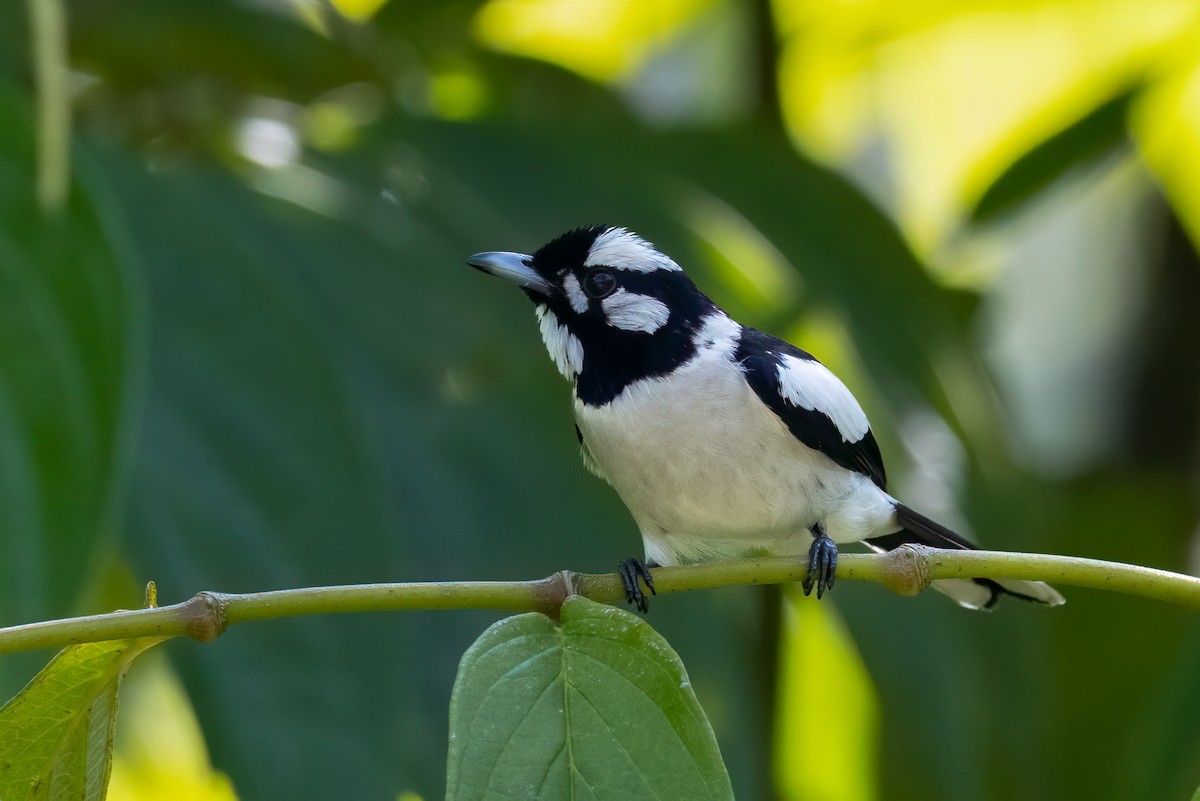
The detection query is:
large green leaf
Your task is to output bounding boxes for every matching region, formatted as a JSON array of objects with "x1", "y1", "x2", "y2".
[
  {"x1": 100, "y1": 144, "x2": 648, "y2": 800},
  {"x1": 70, "y1": 0, "x2": 378, "y2": 100},
  {"x1": 87, "y1": 95, "x2": 982, "y2": 798},
  {"x1": 0, "y1": 638, "x2": 162, "y2": 801},
  {"x1": 0, "y1": 85, "x2": 142, "y2": 698},
  {"x1": 45, "y1": 4, "x2": 1200, "y2": 799},
  {"x1": 447, "y1": 597, "x2": 732, "y2": 801}
]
